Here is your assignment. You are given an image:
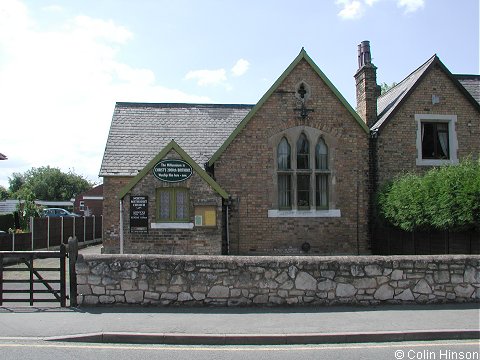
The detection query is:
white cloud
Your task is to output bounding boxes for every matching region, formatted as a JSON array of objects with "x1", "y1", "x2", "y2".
[
  {"x1": 42, "y1": 4, "x2": 64, "y2": 13},
  {"x1": 231, "y1": 59, "x2": 250, "y2": 77},
  {"x1": 0, "y1": 0, "x2": 210, "y2": 188},
  {"x1": 397, "y1": 0, "x2": 425, "y2": 13},
  {"x1": 335, "y1": 0, "x2": 425, "y2": 19},
  {"x1": 185, "y1": 68, "x2": 227, "y2": 86},
  {"x1": 336, "y1": 0, "x2": 365, "y2": 20}
]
